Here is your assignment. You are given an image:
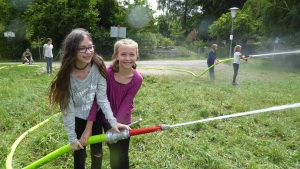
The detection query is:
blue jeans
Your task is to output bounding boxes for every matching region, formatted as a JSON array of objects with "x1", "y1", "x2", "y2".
[{"x1": 45, "y1": 57, "x2": 53, "y2": 74}]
